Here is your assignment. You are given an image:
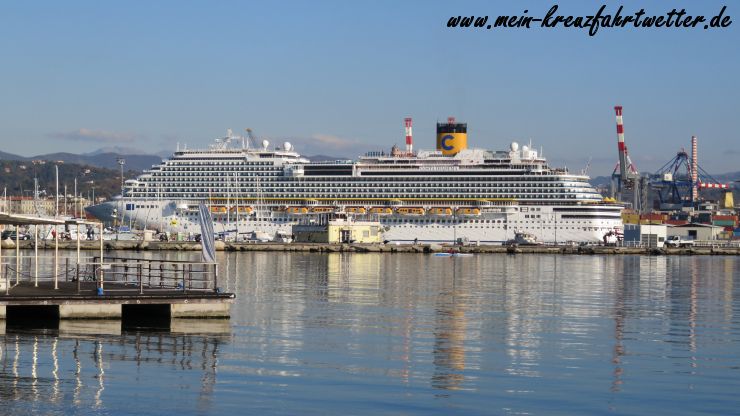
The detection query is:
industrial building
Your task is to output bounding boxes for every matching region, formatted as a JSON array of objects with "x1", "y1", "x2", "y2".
[
  {"x1": 666, "y1": 223, "x2": 724, "y2": 241},
  {"x1": 292, "y1": 220, "x2": 382, "y2": 244}
]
